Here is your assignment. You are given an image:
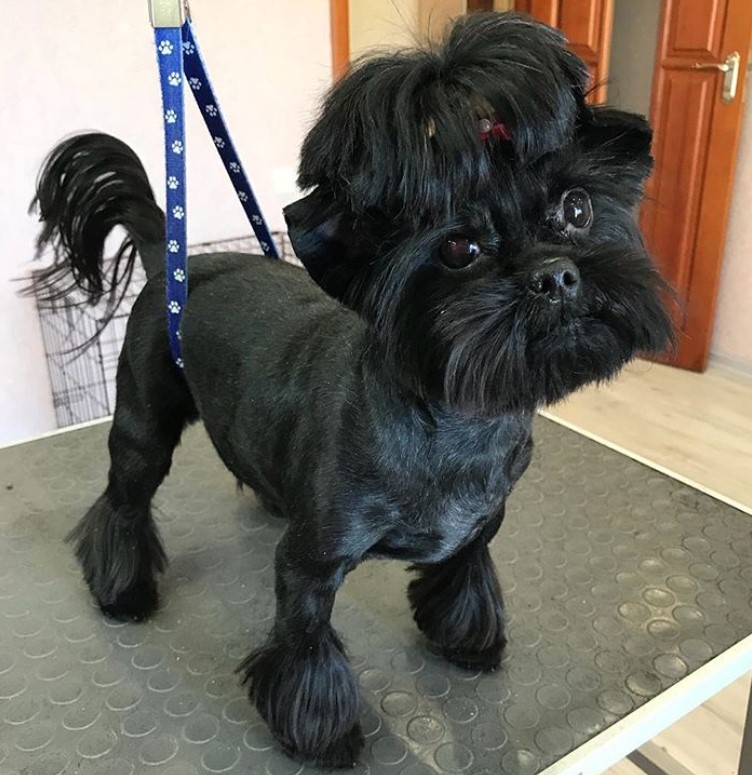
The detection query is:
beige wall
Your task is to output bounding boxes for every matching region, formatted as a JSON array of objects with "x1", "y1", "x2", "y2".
[
  {"x1": 349, "y1": 0, "x2": 421, "y2": 58},
  {"x1": 712, "y1": 77, "x2": 752, "y2": 370},
  {"x1": 0, "y1": 0, "x2": 331, "y2": 444},
  {"x1": 419, "y1": 0, "x2": 466, "y2": 43},
  {"x1": 350, "y1": 0, "x2": 513, "y2": 56}
]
